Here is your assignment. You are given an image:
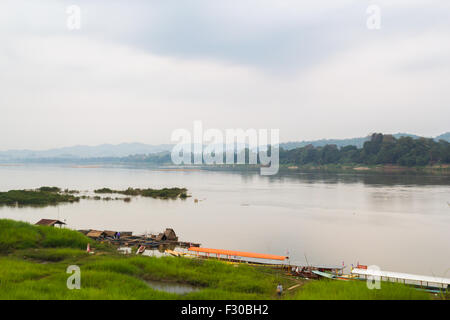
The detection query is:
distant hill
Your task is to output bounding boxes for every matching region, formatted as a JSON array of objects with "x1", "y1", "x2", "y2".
[
  {"x1": 436, "y1": 132, "x2": 450, "y2": 141},
  {"x1": 0, "y1": 143, "x2": 173, "y2": 161},
  {"x1": 0, "y1": 132, "x2": 448, "y2": 161},
  {"x1": 279, "y1": 132, "x2": 443, "y2": 150}
]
